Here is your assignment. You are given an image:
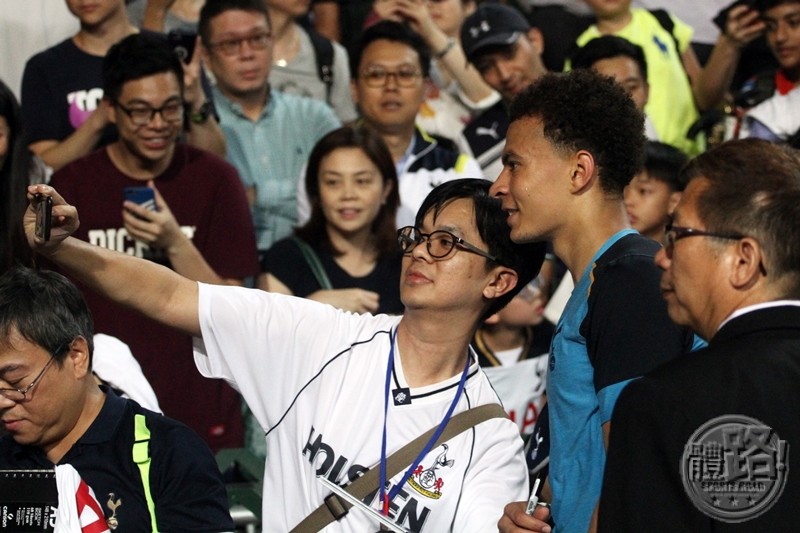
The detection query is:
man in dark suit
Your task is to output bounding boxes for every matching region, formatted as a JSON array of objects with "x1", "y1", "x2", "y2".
[{"x1": 600, "y1": 138, "x2": 800, "y2": 531}]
